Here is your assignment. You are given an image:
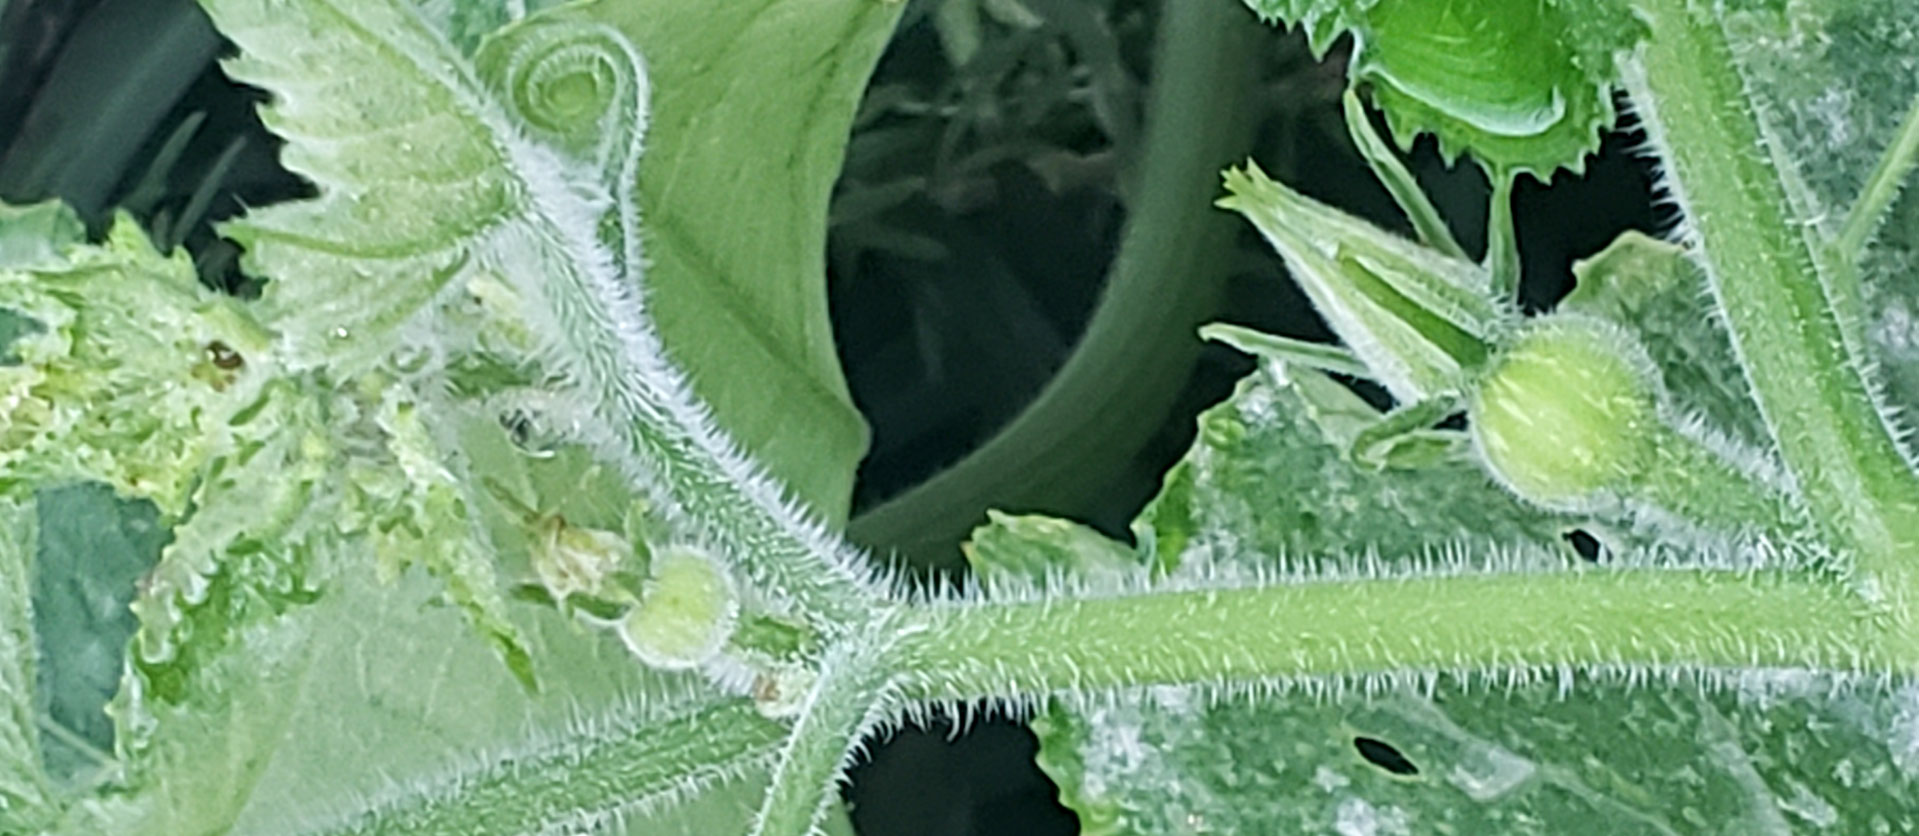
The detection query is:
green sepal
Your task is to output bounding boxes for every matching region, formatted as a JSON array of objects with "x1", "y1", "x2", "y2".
[
  {"x1": 1350, "y1": 395, "x2": 1464, "y2": 472},
  {"x1": 1220, "y1": 162, "x2": 1508, "y2": 402}
]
